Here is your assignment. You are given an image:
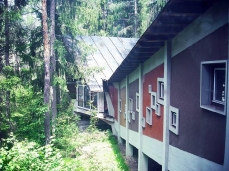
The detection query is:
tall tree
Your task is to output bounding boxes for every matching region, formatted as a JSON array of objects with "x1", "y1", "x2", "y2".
[
  {"x1": 42, "y1": 0, "x2": 51, "y2": 145},
  {"x1": 50, "y1": 0, "x2": 57, "y2": 135}
]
